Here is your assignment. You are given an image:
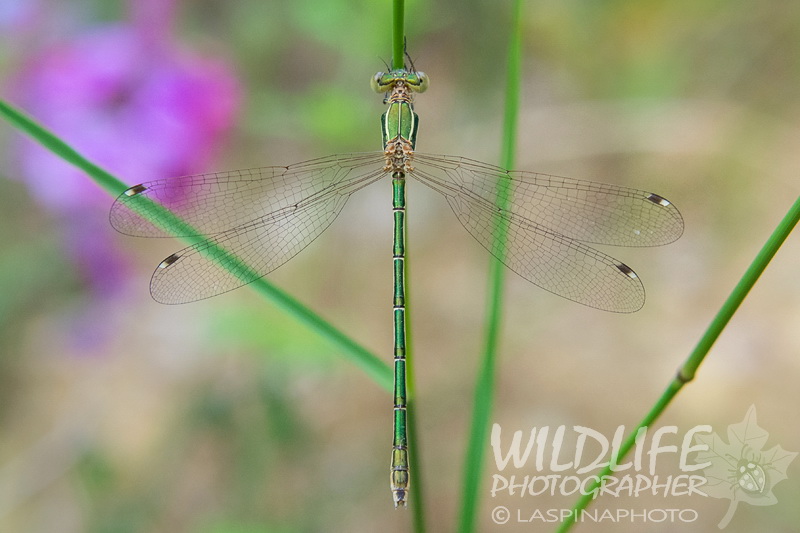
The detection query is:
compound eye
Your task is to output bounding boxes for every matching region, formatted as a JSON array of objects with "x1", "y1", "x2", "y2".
[
  {"x1": 414, "y1": 72, "x2": 429, "y2": 93},
  {"x1": 405, "y1": 71, "x2": 429, "y2": 93},
  {"x1": 371, "y1": 72, "x2": 391, "y2": 93}
]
